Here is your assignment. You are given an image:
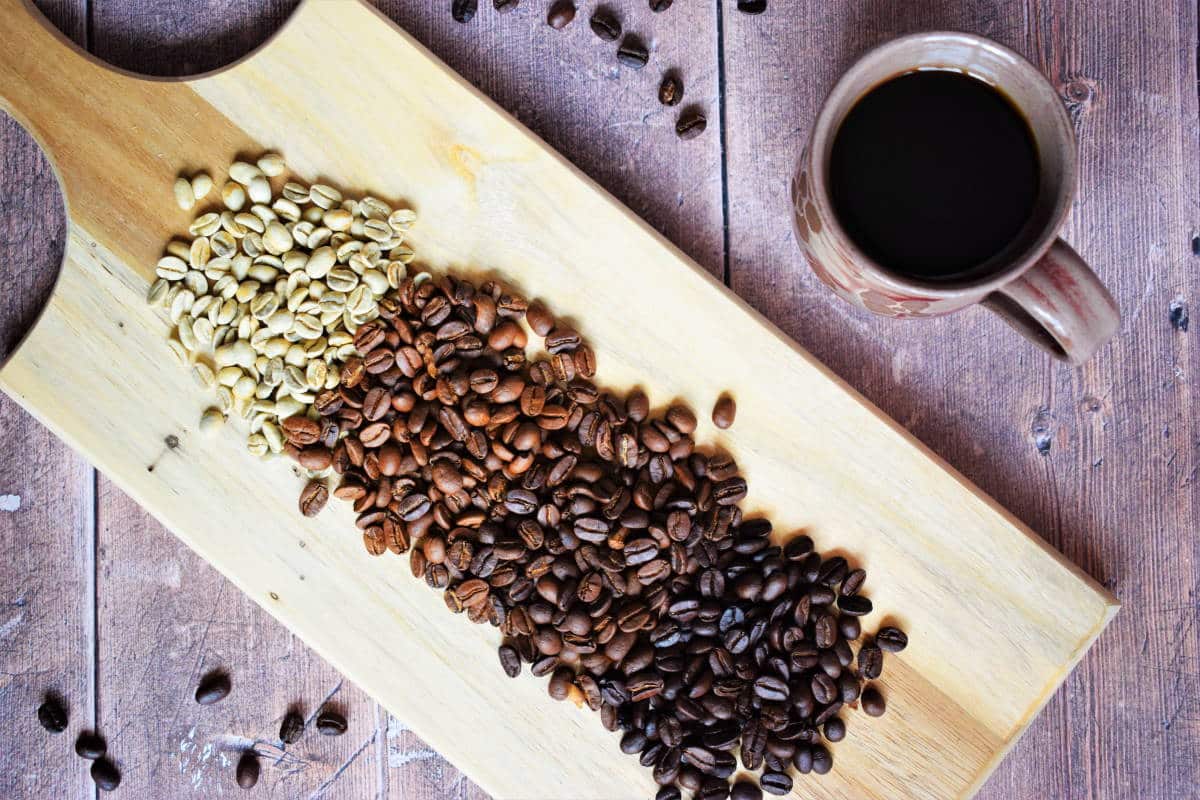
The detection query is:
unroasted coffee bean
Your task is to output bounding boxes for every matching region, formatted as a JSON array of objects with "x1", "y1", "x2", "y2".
[
  {"x1": 236, "y1": 750, "x2": 260, "y2": 789},
  {"x1": 617, "y1": 35, "x2": 649, "y2": 69},
  {"x1": 279, "y1": 709, "x2": 305, "y2": 744},
  {"x1": 876, "y1": 625, "x2": 908, "y2": 652},
  {"x1": 91, "y1": 758, "x2": 121, "y2": 791},
  {"x1": 677, "y1": 109, "x2": 707, "y2": 140},
  {"x1": 75, "y1": 731, "x2": 106, "y2": 759},
  {"x1": 299, "y1": 480, "x2": 329, "y2": 516},
  {"x1": 316, "y1": 710, "x2": 347, "y2": 736},
  {"x1": 760, "y1": 771, "x2": 792, "y2": 795},
  {"x1": 861, "y1": 685, "x2": 886, "y2": 717},
  {"x1": 547, "y1": 0, "x2": 575, "y2": 28},
  {"x1": 37, "y1": 696, "x2": 67, "y2": 733},
  {"x1": 589, "y1": 8, "x2": 621, "y2": 40},
  {"x1": 711, "y1": 394, "x2": 736, "y2": 429},
  {"x1": 452, "y1": 0, "x2": 478, "y2": 22},
  {"x1": 195, "y1": 671, "x2": 231, "y2": 705}
]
